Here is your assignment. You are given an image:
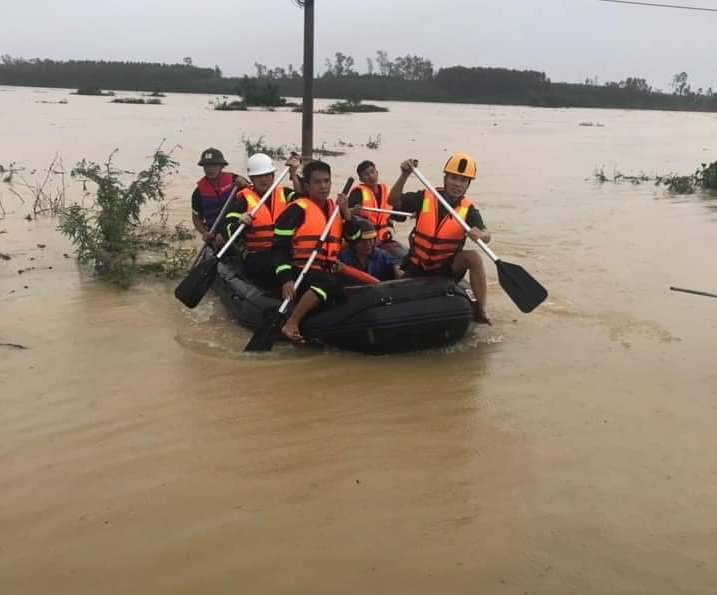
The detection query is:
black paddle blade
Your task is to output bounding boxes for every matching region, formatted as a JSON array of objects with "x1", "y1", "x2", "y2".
[
  {"x1": 244, "y1": 310, "x2": 288, "y2": 352},
  {"x1": 496, "y1": 260, "x2": 548, "y2": 313},
  {"x1": 174, "y1": 257, "x2": 219, "y2": 308}
]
